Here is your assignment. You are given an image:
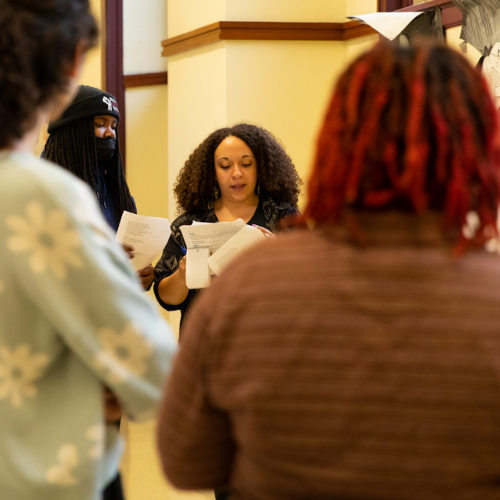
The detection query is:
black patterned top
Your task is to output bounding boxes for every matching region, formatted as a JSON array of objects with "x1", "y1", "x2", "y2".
[{"x1": 153, "y1": 193, "x2": 298, "y2": 326}]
